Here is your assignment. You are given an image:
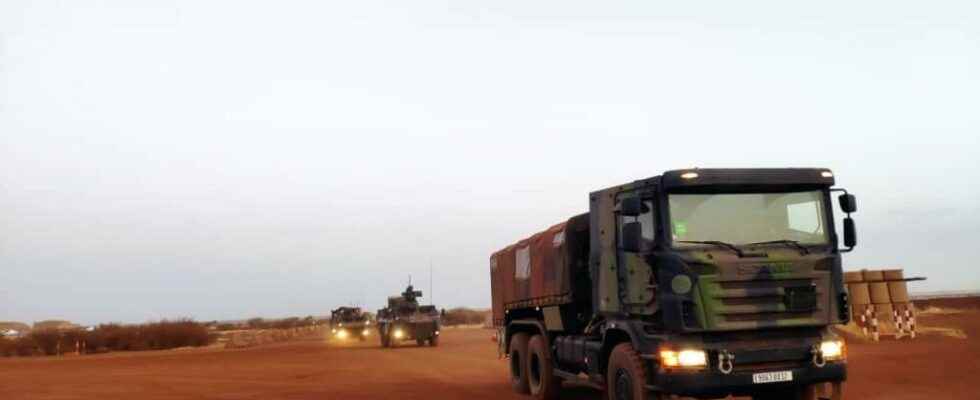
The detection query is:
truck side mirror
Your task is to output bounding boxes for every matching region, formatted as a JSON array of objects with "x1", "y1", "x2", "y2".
[
  {"x1": 621, "y1": 221, "x2": 642, "y2": 252},
  {"x1": 838, "y1": 194, "x2": 857, "y2": 214},
  {"x1": 620, "y1": 197, "x2": 644, "y2": 217},
  {"x1": 842, "y1": 217, "x2": 857, "y2": 249}
]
